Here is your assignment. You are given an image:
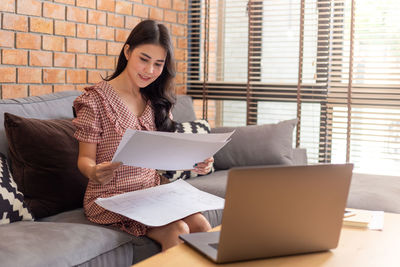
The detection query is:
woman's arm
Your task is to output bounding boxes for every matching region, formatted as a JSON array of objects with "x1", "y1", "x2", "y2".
[{"x1": 77, "y1": 142, "x2": 121, "y2": 185}]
